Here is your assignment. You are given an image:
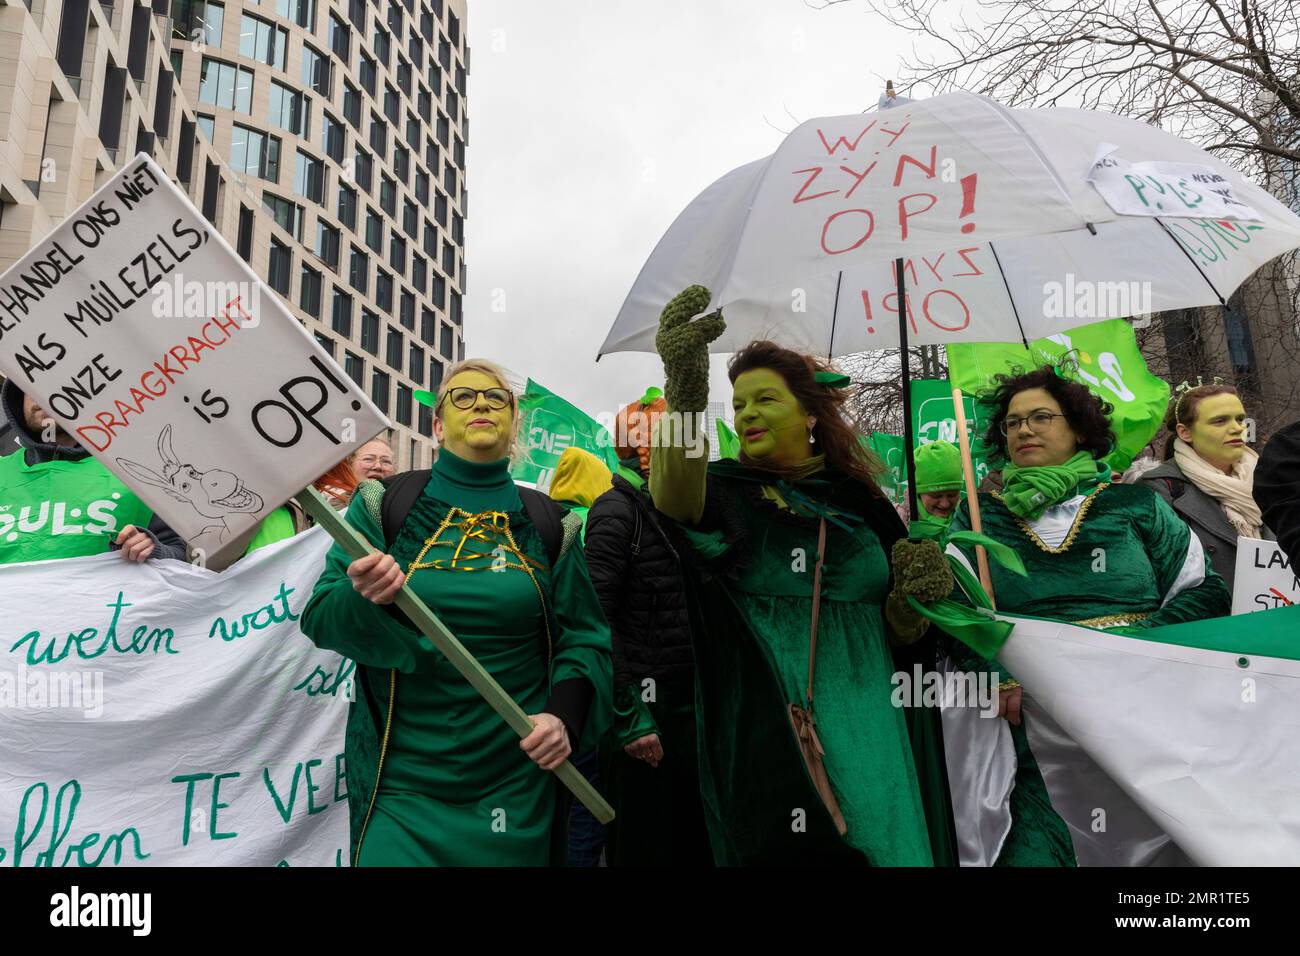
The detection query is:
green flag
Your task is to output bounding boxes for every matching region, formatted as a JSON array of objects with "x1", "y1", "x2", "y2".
[
  {"x1": 946, "y1": 319, "x2": 1170, "y2": 472},
  {"x1": 909, "y1": 378, "x2": 994, "y2": 488},
  {"x1": 864, "y1": 432, "x2": 909, "y2": 505},
  {"x1": 512, "y1": 379, "x2": 619, "y2": 489},
  {"x1": 716, "y1": 419, "x2": 740, "y2": 460}
]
